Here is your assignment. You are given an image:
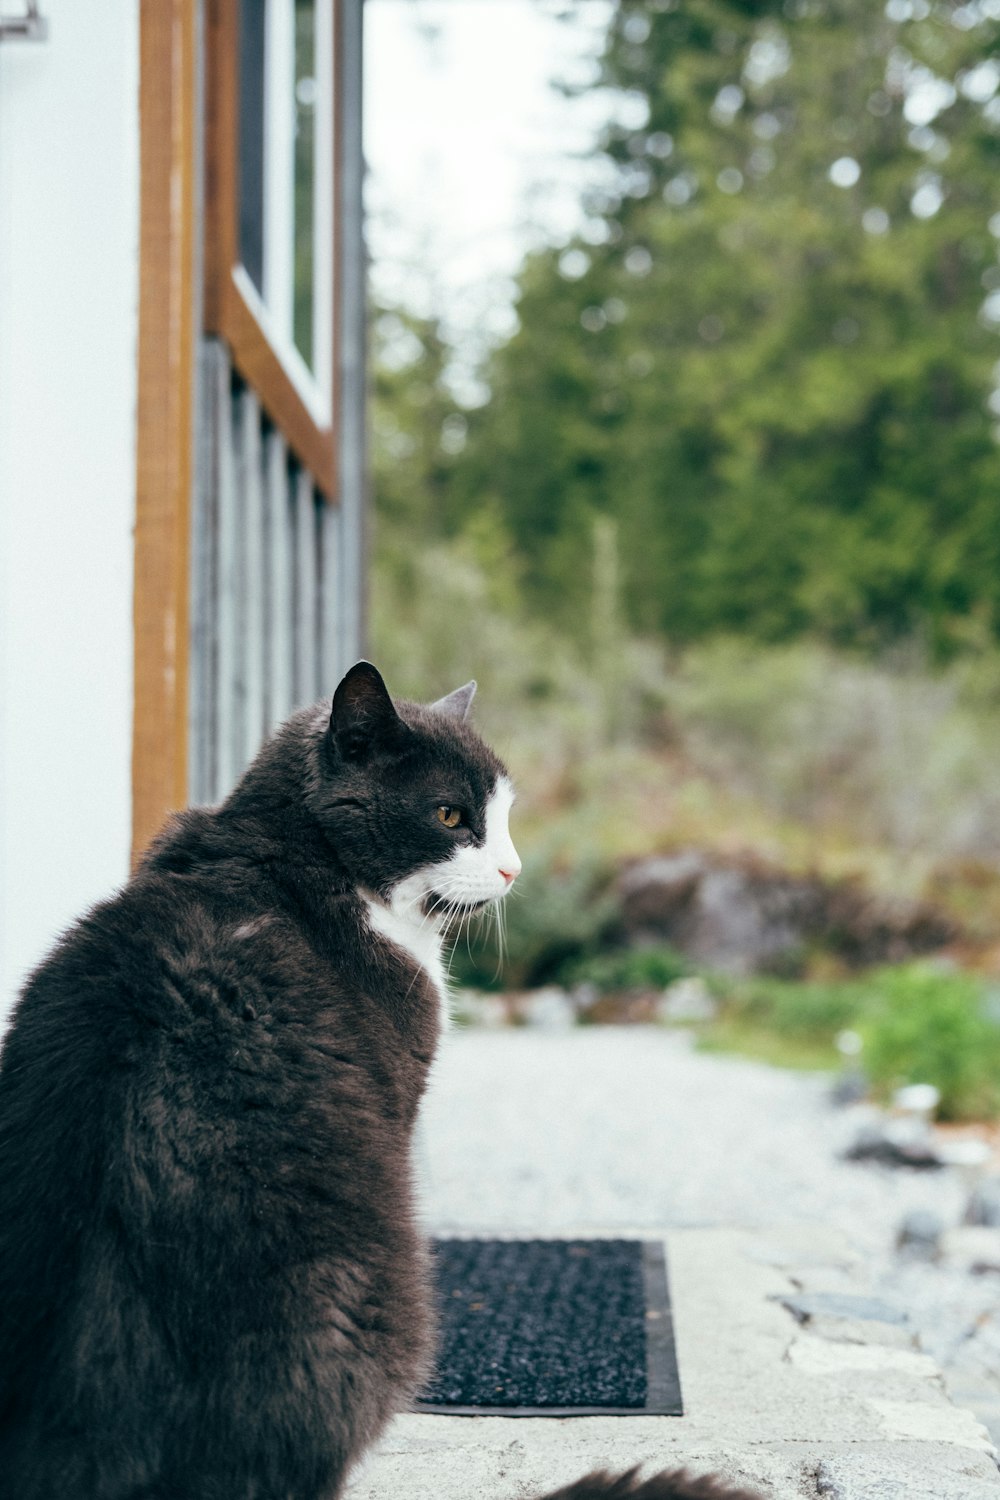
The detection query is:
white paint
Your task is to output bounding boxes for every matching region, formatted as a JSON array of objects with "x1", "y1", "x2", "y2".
[
  {"x1": 363, "y1": 777, "x2": 521, "y2": 1031},
  {"x1": 0, "y1": 0, "x2": 139, "y2": 1024}
]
